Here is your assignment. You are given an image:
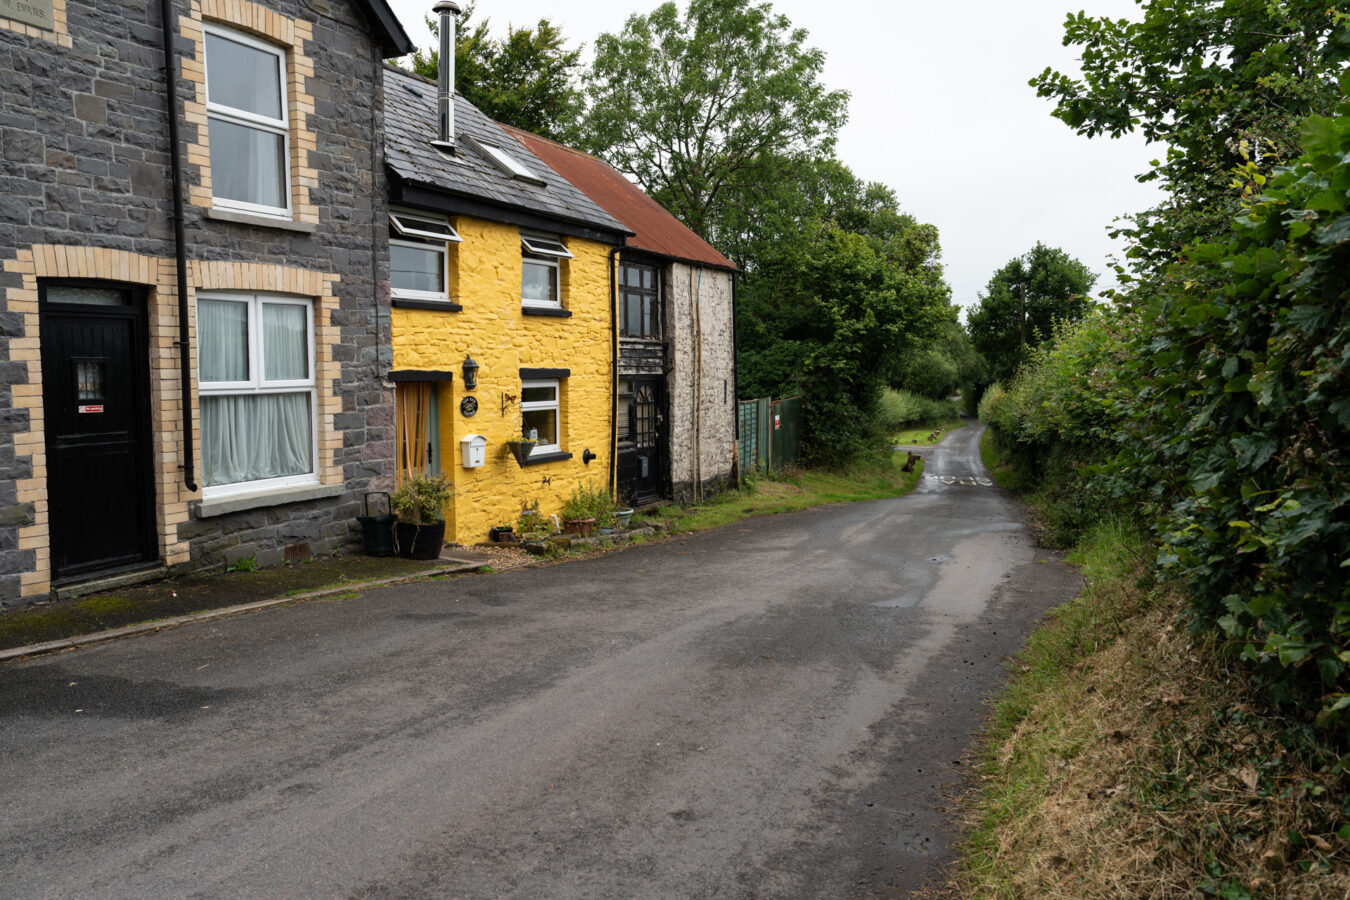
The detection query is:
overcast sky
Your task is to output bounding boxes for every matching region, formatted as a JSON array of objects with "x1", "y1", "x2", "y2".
[{"x1": 383, "y1": 0, "x2": 1165, "y2": 314}]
